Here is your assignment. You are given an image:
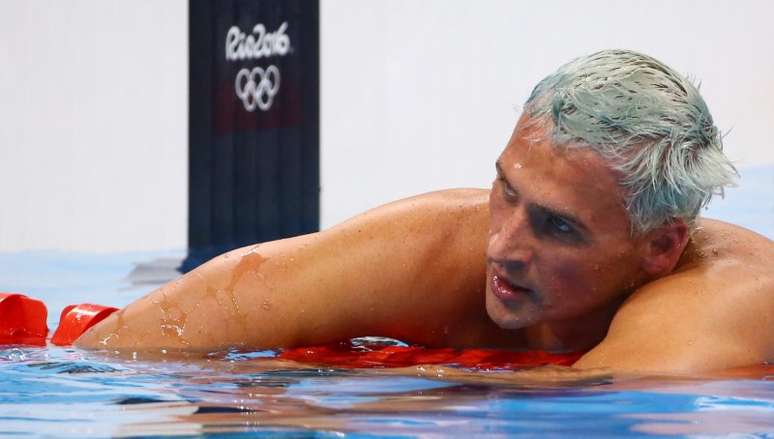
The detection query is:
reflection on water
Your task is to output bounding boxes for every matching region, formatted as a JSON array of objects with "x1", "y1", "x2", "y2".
[{"x1": 0, "y1": 344, "x2": 772, "y2": 438}]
